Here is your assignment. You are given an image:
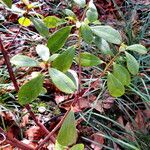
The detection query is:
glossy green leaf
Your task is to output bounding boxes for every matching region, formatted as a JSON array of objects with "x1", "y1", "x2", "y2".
[
  {"x1": 73, "y1": 0, "x2": 86, "y2": 8},
  {"x1": 49, "y1": 68, "x2": 76, "y2": 94},
  {"x1": 91, "y1": 25, "x2": 122, "y2": 45},
  {"x1": 36, "y1": 44, "x2": 50, "y2": 61},
  {"x1": 65, "y1": 9, "x2": 76, "y2": 18},
  {"x1": 30, "y1": 17, "x2": 49, "y2": 38},
  {"x1": 65, "y1": 69, "x2": 79, "y2": 90},
  {"x1": 94, "y1": 36, "x2": 113, "y2": 56},
  {"x1": 18, "y1": 74, "x2": 44, "y2": 105},
  {"x1": 52, "y1": 46, "x2": 75, "y2": 72},
  {"x1": 18, "y1": 17, "x2": 31, "y2": 27},
  {"x1": 80, "y1": 23, "x2": 93, "y2": 43},
  {"x1": 126, "y1": 44, "x2": 147, "y2": 54},
  {"x1": 10, "y1": 54, "x2": 38, "y2": 67},
  {"x1": 125, "y1": 52, "x2": 139, "y2": 75},
  {"x1": 49, "y1": 54, "x2": 59, "y2": 62},
  {"x1": 56, "y1": 110, "x2": 77, "y2": 147},
  {"x1": 70, "y1": 144, "x2": 84, "y2": 150},
  {"x1": 107, "y1": 72, "x2": 125, "y2": 97},
  {"x1": 88, "y1": 0, "x2": 97, "y2": 10},
  {"x1": 86, "y1": 1, "x2": 98, "y2": 22},
  {"x1": 113, "y1": 63, "x2": 131, "y2": 86},
  {"x1": 86, "y1": 9, "x2": 98, "y2": 23},
  {"x1": 76, "y1": 52, "x2": 103, "y2": 67},
  {"x1": 55, "y1": 141, "x2": 65, "y2": 150},
  {"x1": 43, "y1": 16, "x2": 62, "y2": 28},
  {"x1": 2, "y1": 0, "x2": 12, "y2": 8},
  {"x1": 47, "y1": 26, "x2": 72, "y2": 53}
]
